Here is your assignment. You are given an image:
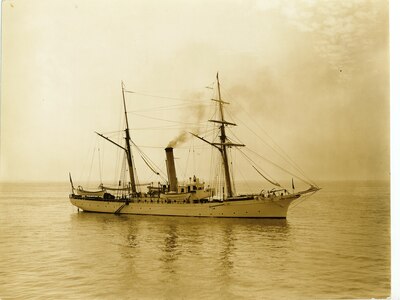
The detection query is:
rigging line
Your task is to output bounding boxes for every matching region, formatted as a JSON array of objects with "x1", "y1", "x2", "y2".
[
  {"x1": 184, "y1": 147, "x2": 190, "y2": 179},
  {"x1": 87, "y1": 146, "x2": 96, "y2": 186},
  {"x1": 229, "y1": 148, "x2": 236, "y2": 195},
  {"x1": 212, "y1": 154, "x2": 223, "y2": 199},
  {"x1": 115, "y1": 131, "x2": 124, "y2": 185},
  {"x1": 98, "y1": 148, "x2": 102, "y2": 183},
  {"x1": 129, "y1": 112, "x2": 208, "y2": 125},
  {"x1": 132, "y1": 124, "x2": 210, "y2": 131},
  {"x1": 207, "y1": 101, "x2": 218, "y2": 127},
  {"x1": 206, "y1": 80, "x2": 216, "y2": 90},
  {"x1": 235, "y1": 146, "x2": 281, "y2": 187},
  {"x1": 139, "y1": 152, "x2": 161, "y2": 176},
  {"x1": 113, "y1": 103, "x2": 125, "y2": 187},
  {"x1": 130, "y1": 150, "x2": 141, "y2": 193},
  {"x1": 291, "y1": 191, "x2": 317, "y2": 209},
  {"x1": 192, "y1": 144, "x2": 197, "y2": 177},
  {"x1": 135, "y1": 145, "x2": 209, "y2": 150},
  {"x1": 189, "y1": 129, "x2": 220, "y2": 143},
  {"x1": 188, "y1": 137, "x2": 196, "y2": 178},
  {"x1": 220, "y1": 130, "x2": 244, "y2": 147},
  {"x1": 124, "y1": 90, "x2": 208, "y2": 103},
  {"x1": 227, "y1": 109, "x2": 316, "y2": 186},
  {"x1": 235, "y1": 156, "x2": 255, "y2": 194},
  {"x1": 194, "y1": 126, "x2": 216, "y2": 135},
  {"x1": 243, "y1": 147, "x2": 312, "y2": 186},
  {"x1": 130, "y1": 140, "x2": 167, "y2": 179},
  {"x1": 222, "y1": 87, "x2": 316, "y2": 186},
  {"x1": 113, "y1": 140, "x2": 120, "y2": 185},
  {"x1": 251, "y1": 123, "x2": 316, "y2": 186},
  {"x1": 252, "y1": 165, "x2": 281, "y2": 187},
  {"x1": 136, "y1": 142, "x2": 167, "y2": 179},
  {"x1": 100, "y1": 139, "x2": 105, "y2": 183},
  {"x1": 208, "y1": 139, "x2": 217, "y2": 193},
  {"x1": 132, "y1": 127, "x2": 187, "y2": 131},
  {"x1": 128, "y1": 102, "x2": 210, "y2": 113},
  {"x1": 119, "y1": 154, "x2": 127, "y2": 192},
  {"x1": 100, "y1": 129, "x2": 125, "y2": 135},
  {"x1": 131, "y1": 123, "x2": 185, "y2": 129}
]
